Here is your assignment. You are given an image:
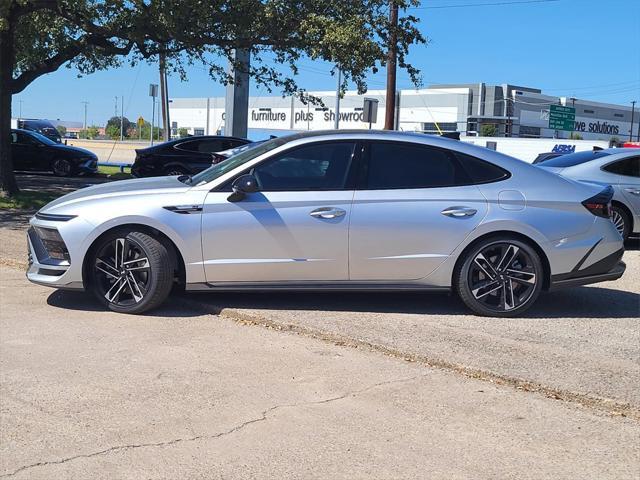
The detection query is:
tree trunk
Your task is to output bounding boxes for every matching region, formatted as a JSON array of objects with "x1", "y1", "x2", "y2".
[{"x1": 0, "y1": 18, "x2": 19, "y2": 197}]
